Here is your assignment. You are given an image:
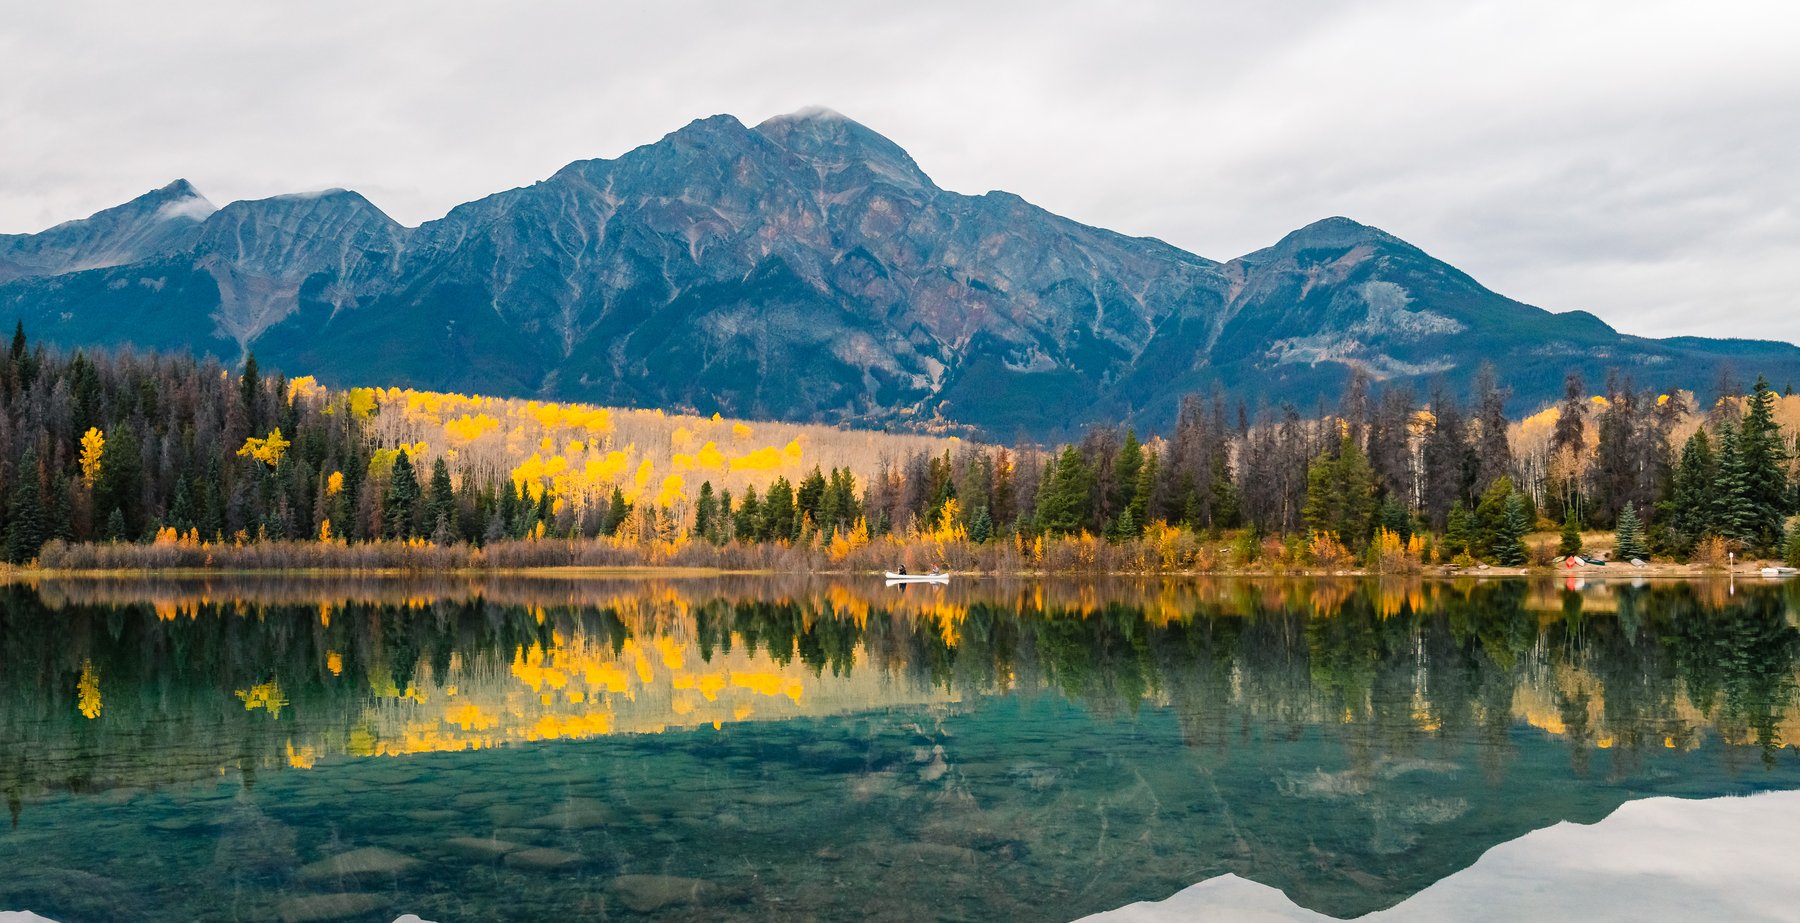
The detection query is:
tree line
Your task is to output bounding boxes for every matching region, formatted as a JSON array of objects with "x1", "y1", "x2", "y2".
[{"x1": 1, "y1": 329, "x2": 1796, "y2": 567}]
